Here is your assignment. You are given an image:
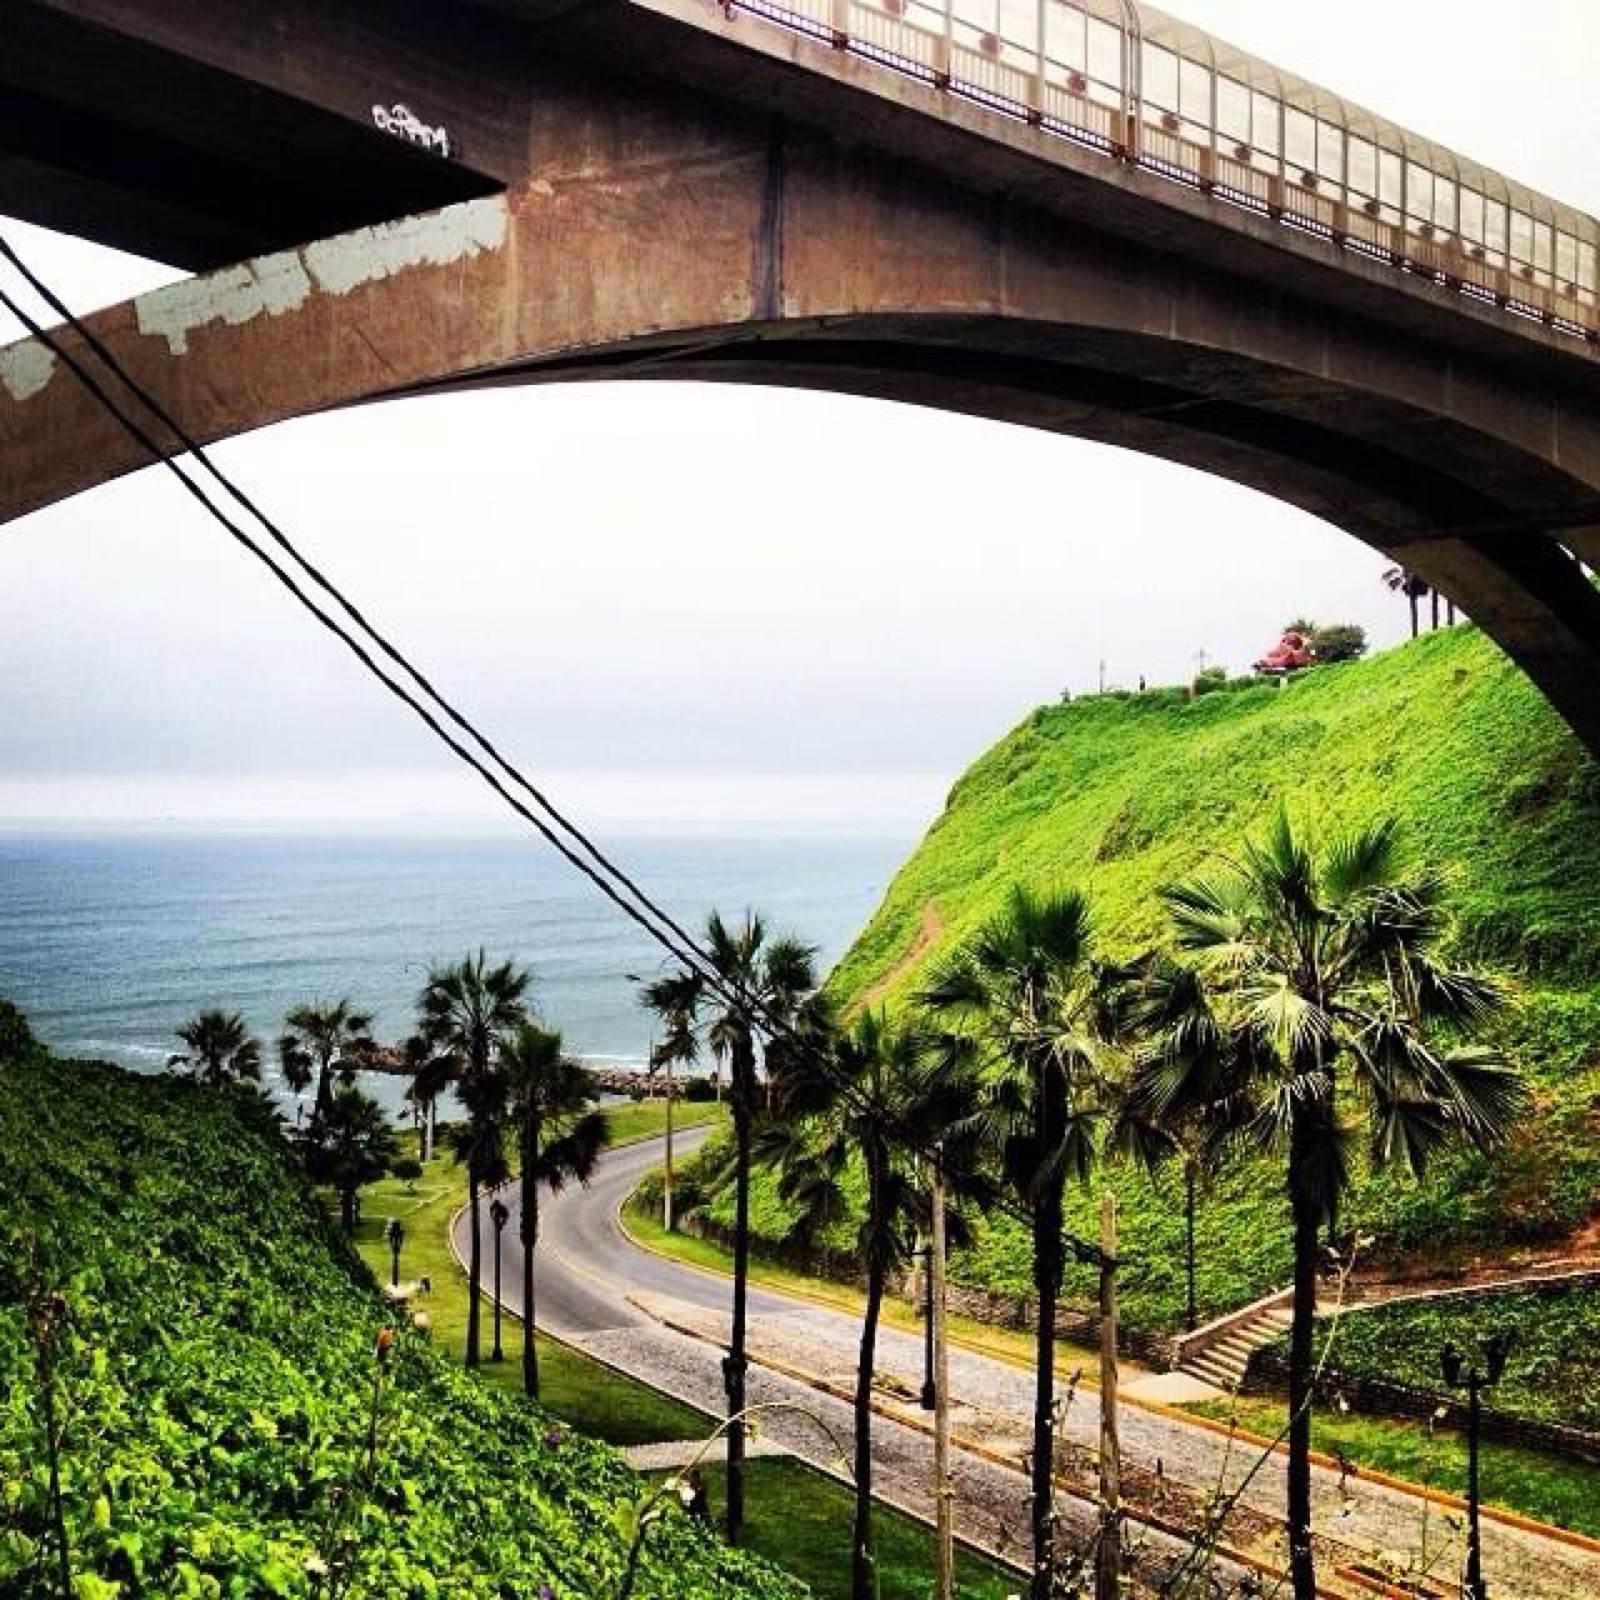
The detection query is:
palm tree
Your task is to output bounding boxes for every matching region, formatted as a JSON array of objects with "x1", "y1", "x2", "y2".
[
  {"x1": 501, "y1": 1023, "x2": 608, "y2": 1398},
  {"x1": 920, "y1": 886, "x2": 1124, "y2": 1600},
  {"x1": 401, "y1": 1032, "x2": 453, "y2": 1162},
  {"x1": 1382, "y1": 565, "x2": 1431, "y2": 639},
  {"x1": 278, "y1": 999, "x2": 375, "y2": 1128},
  {"x1": 1136, "y1": 812, "x2": 1525, "y2": 1600},
  {"x1": 443, "y1": 1071, "x2": 510, "y2": 1367},
  {"x1": 1108, "y1": 956, "x2": 1242, "y2": 1336},
  {"x1": 418, "y1": 950, "x2": 530, "y2": 1367},
  {"x1": 307, "y1": 1084, "x2": 401, "y2": 1233},
  {"x1": 636, "y1": 912, "x2": 817, "y2": 1543},
  {"x1": 763, "y1": 1008, "x2": 984, "y2": 1600},
  {"x1": 169, "y1": 1010, "x2": 262, "y2": 1090},
  {"x1": 641, "y1": 969, "x2": 703, "y2": 1233}
]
